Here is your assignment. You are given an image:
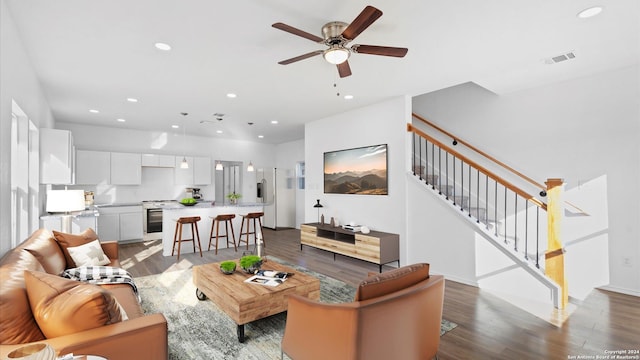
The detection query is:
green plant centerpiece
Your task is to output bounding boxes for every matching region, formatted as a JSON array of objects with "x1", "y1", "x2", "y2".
[
  {"x1": 180, "y1": 197, "x2": 197, "y2": 206},
  {"x1": 219, "y1": 260, "x2": 237, "y2": 275},
  {"x1": 239, "y1": 254, "x2": 262, "y2": 274},
  {"x1": 226, "y1": 192, "x2": 242, "y2": 204}
]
